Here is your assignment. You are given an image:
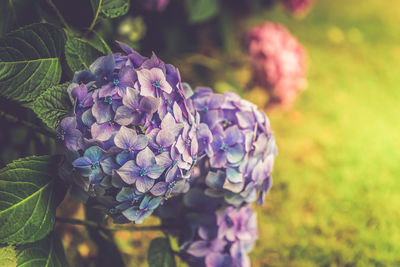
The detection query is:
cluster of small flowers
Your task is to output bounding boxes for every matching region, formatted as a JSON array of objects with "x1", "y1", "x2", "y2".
[
  {"x1": 59, "y1": 44, "x2": 277, "y2": 266},
  {"x1": 246, "y1": 22, "x2": 307, "y2": 108},
  {"x1": 191, "y1": 88, "x2": 277, "y2": 206},
  {"x1": 58, "y1": 42, "x2": 199, "y2": 223},
  {"x1": 282, "y1": 0, "x2": 314, "y2": 15},
  {"x1": 157, "y1": 186, "x2": 258, "y2": 267}
]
